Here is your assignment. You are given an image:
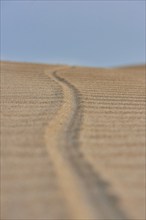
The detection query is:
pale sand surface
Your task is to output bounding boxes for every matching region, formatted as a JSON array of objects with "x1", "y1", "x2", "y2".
[{"x1": 1, "y1": 61, "x2": 145, "y2": 219}]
